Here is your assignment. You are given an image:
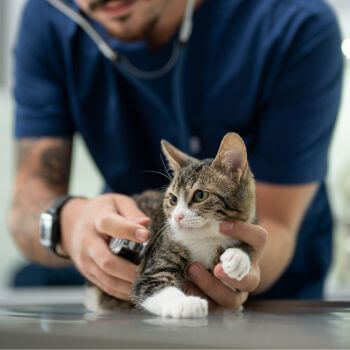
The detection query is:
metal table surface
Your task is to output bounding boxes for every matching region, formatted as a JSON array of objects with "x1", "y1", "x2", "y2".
[{"x1": 0, "y1": 288, "x2": 349, "y2": 349}]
